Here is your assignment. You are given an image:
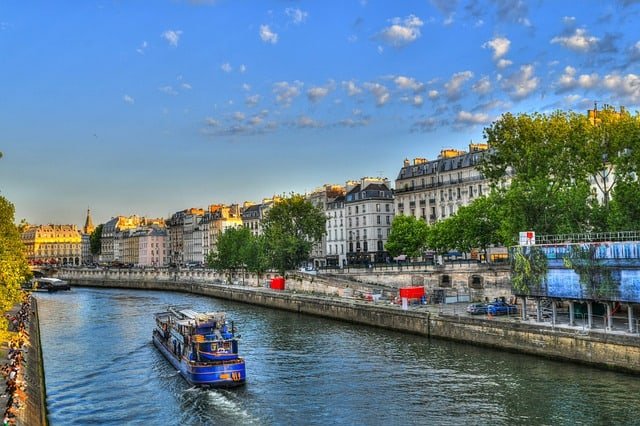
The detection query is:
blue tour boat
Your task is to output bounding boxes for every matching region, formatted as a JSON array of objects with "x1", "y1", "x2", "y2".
[{"x1": 152, "y1": 306, "x2": 246, "y2": 387}]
